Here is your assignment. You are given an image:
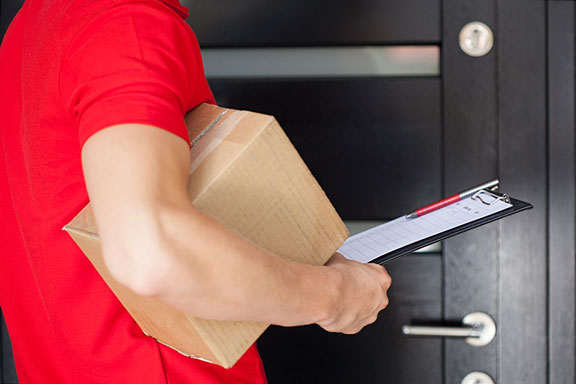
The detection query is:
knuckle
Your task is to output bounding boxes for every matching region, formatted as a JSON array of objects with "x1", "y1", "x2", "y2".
[
  {"x1": 382, "y1": 276, "x2": 391, "y2": 290},
  {"x1": 328, "y1": 324, "x2": 344, "y2": 334},
  {"x1": 319, "y1": 320, "x2": 338, "y2": 333},
  {"x1": 379, "y1": 296, "x2": 389, "y2": 310},
  {"x1": 383, "y1": 271, "x2": 392, "y2": 285}
]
